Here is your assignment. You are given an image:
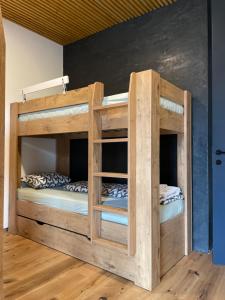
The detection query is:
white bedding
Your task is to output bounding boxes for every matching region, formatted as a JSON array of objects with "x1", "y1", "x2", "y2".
[
  {"x1": 17, "y1": 187, "x2": 184, "y2": 225},
  {"x1": 18, "y1": 92, "x2": 184, "y2": 122}
]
